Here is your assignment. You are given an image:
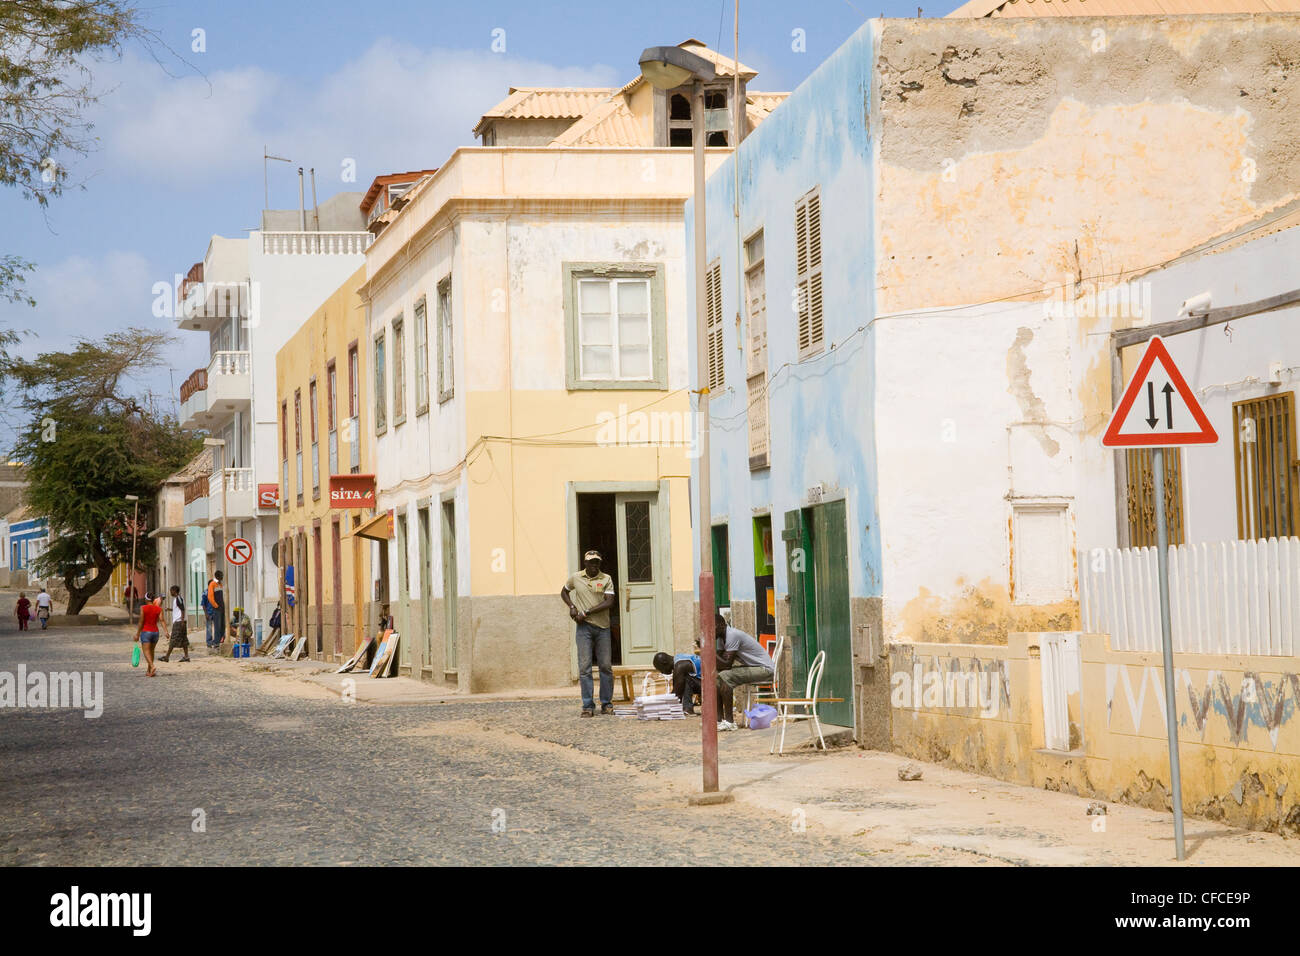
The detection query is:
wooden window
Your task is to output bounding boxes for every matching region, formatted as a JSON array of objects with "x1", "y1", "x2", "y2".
[
  {"x1": 414, "y1": 297, "x2": 429, "y2": 415},
  {"x1": 1125, "y1": 449, "x2": 1185, "y2": 547},
  {"x1": 294, "y1": 388, "x2": 303, "y2": 505},
  {"x1": 391, "y1": 316, "x2": 406, "y2": 424},
  {"x1": 348, "y1": 345, "x2": 359, "y2": 419},
  {"x1": 1234, "y1": 391, "x2": 1298, "y2": 540},
  {"x1": 564, "y1": 263, "x2": 667, "y2": 390},
  {"x1": 326, "y1": 360, "x2": 338, "y2": 479},
  {"x1": 373, "y1": 332, "x2": 387, "y2": 433},
  {"x1": 437, "y1": 277, "x2": 454, "y2": 404},
  {"x1": 577, "y1": 277, "x2": 651, "y2": 381},
  {"x1": 794, "y1": 187, "x2": 824, "y2": 360},
  {"x1": 309, "y1": 378, "x2": 320, "y2": 498},
  {"x1": 280, "y1": 400, "x2": 289, "y2": 513},
  {"x1": 744, "y1": 230, "x2": 769, "y2": 470},
  {"x1": 704, "y1": 259, "x2": 724, "y2": 391},
  {"x1": 326, "y1": 362, "x2": 337, "y2": 431}
]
